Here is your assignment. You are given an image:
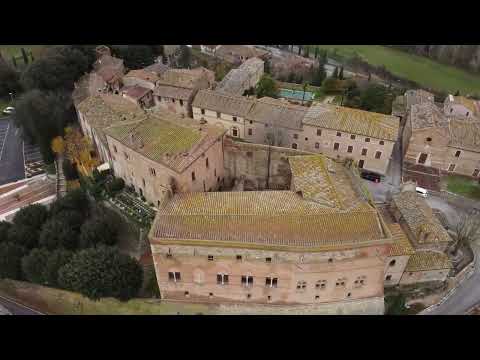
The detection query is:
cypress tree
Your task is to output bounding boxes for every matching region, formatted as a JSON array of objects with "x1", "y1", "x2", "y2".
[
  {"x1": 11, "y1": 56, "x2": 17, "y2": 68},
  {"x1": 332, "y1": 66, "x2": 339, "y2": 79},
  {"x1": 339, "y1": 66, "x2": 344, "y2": 80},
  {"x1": 21, "y1": 48, "x2": 29, "y2": 65}
]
